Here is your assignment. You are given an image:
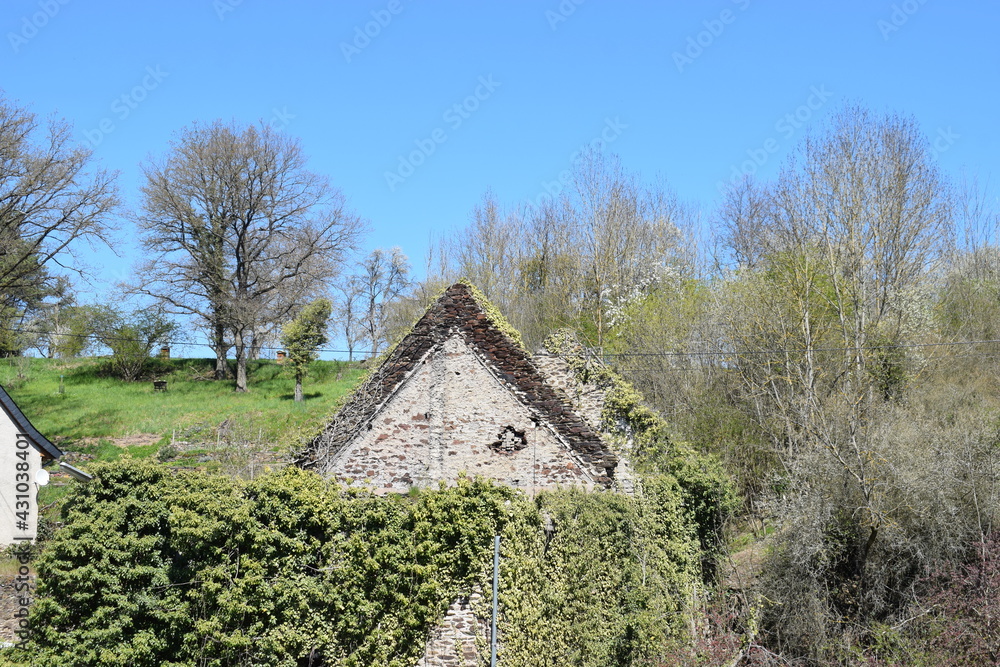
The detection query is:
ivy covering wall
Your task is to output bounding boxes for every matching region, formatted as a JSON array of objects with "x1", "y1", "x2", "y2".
[{"x1": 17, "y1": 453, "x2": 729, "y2": 667}]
